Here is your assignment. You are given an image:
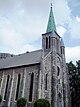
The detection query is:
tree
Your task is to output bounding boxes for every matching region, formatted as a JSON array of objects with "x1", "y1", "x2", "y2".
[
  {"x1": 34, "y1": 99, "x2": 50, "y2": 107},
  {"x1": 76, "y1": 60, "x2": 80, "y2": 106},
  {"x1": 17, "y1": 97, "x2": 27, "y2": 107},
  {"x1": 68, "y1": 60, "x2": 80, "y2": 107},
  {"x1": 76, "y1": 60, "x2": 80, "y2": 75}
]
